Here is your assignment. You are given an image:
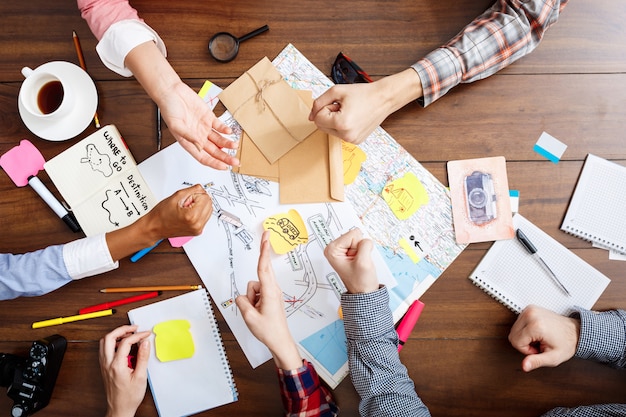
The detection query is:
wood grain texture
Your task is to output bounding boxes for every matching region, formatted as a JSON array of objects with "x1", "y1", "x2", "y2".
[{"x1": 1, "y1": 0, "x2": 625, "y2": 416}]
